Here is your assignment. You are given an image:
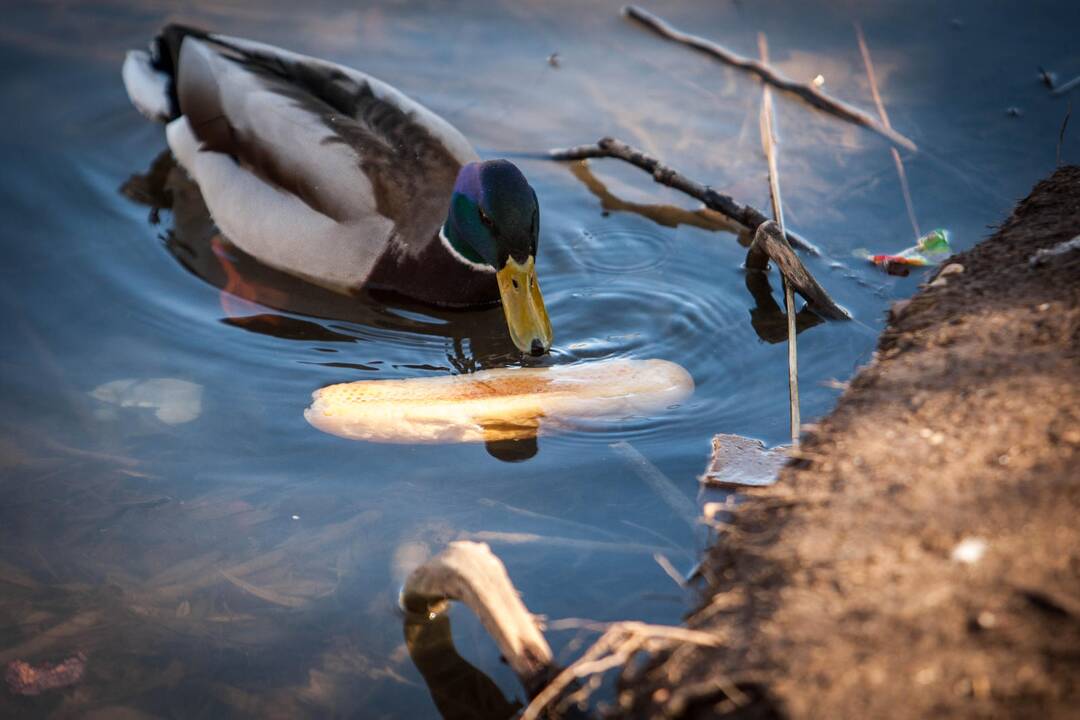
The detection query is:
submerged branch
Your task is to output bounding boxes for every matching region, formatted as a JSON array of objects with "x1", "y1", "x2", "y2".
[
  {"x1": 566, "y1": 160, "x2": 738, "y2": 233},
  {"x1": 622, "y1": 5, "x2": 918, "y2": 153}
]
